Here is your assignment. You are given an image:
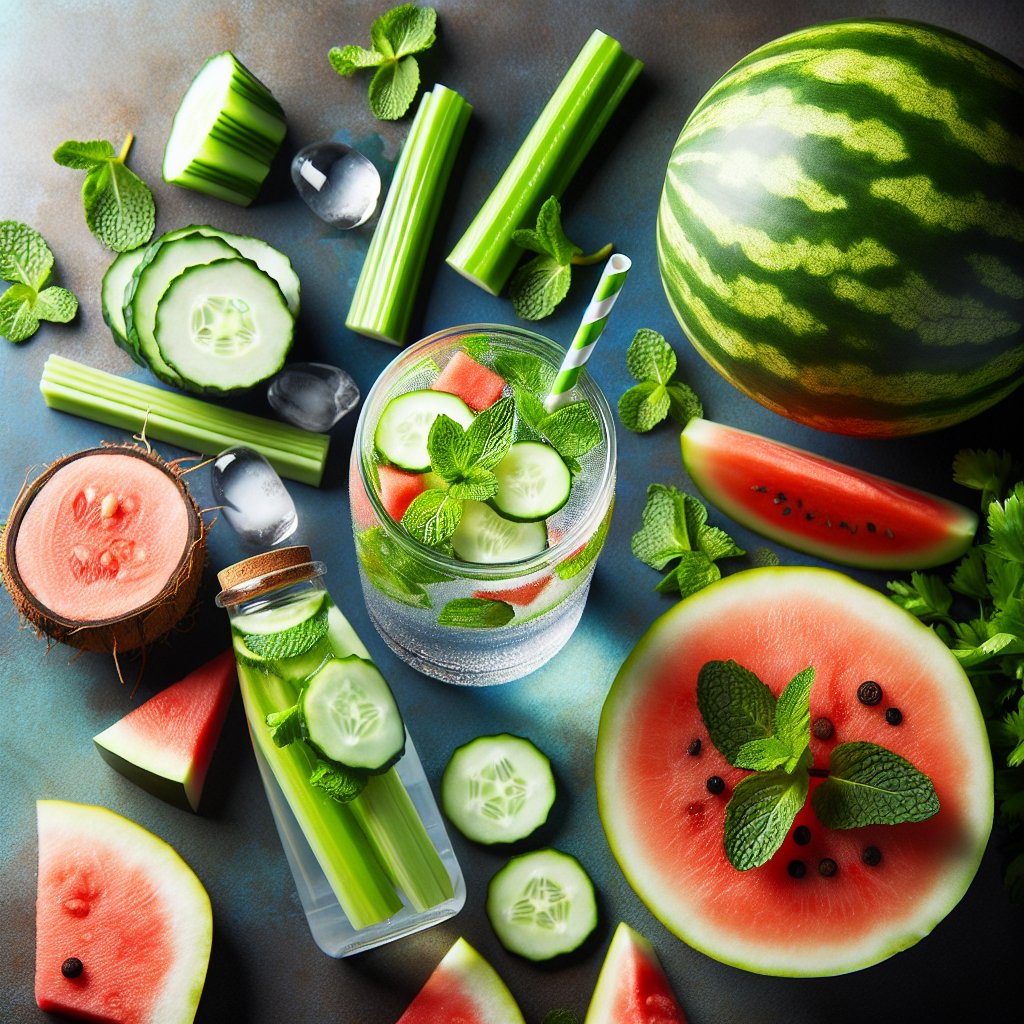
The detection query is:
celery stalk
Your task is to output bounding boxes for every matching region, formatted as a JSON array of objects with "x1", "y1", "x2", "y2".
[
  {"x1": 40, "y1": 355, "x2": 329, "y2": 486},
  {"x1": 446, "y1": 30, "x2": 642, "y2": 295},
  {"x1": 346, "y1": 84, "x2": 472, "y2": 345}
]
